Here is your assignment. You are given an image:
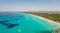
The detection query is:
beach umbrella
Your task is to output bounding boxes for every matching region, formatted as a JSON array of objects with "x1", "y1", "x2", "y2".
[{"x1": 0, "y1": 12, "x2": 60, "y2": 33}]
